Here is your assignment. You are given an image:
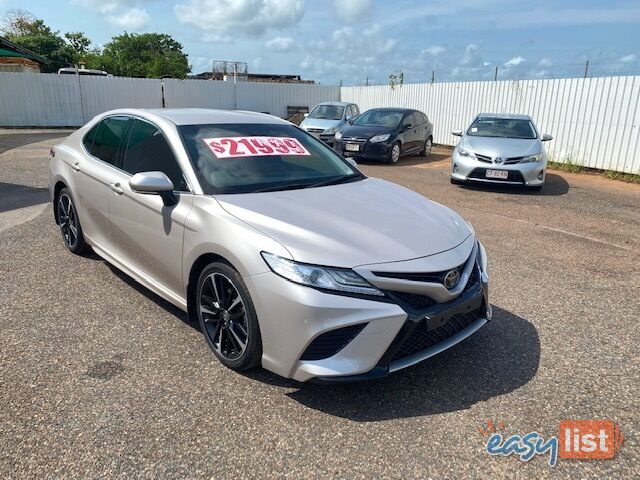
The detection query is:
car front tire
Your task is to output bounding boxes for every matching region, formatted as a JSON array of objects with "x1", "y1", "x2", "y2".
[
  {"x1": 196, "y1": 262, "x2": 262, "y2": 371},
  {"x1": 56, "y1": 187, "x2": 88, "y2": 254},
  {"x1": 386, "y1": 142, "x2": 401, "y2": 164}
]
